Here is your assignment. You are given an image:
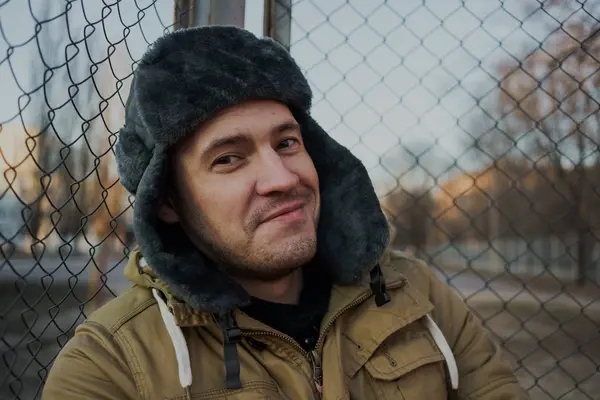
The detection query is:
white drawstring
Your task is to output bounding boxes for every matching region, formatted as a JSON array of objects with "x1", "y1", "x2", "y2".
[
  {"x1": 142, "y1": 252, "x2": 193, "y2": 395},
  {"x1": 139, "y1": 257, "x2": 149, "y2": 269},
  {"x1": 152, "y1": 288, "x2": 193, "y2": 391},
  {"x1": 425, "y1": 314, "x2": 459, "y2": 390}
]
